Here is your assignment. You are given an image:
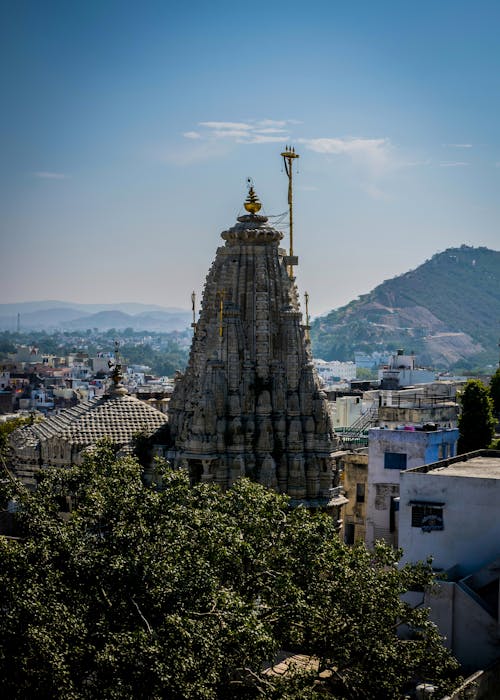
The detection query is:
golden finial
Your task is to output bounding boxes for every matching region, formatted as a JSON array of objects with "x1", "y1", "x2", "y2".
[{"x1": 244, "y1": 180, "x2": 262, "y2": 214}]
